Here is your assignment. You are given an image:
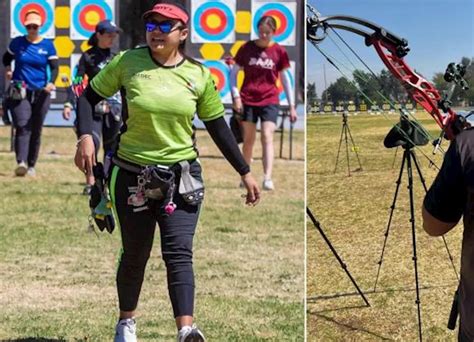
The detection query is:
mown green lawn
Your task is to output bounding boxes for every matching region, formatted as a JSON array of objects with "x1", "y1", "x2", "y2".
[
  {"x1": 0, "y1": 127, "x2": 304, "y2": 341},
  {"x1": 307, "y1": 112, "x2": 463, "y2": 341}
]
